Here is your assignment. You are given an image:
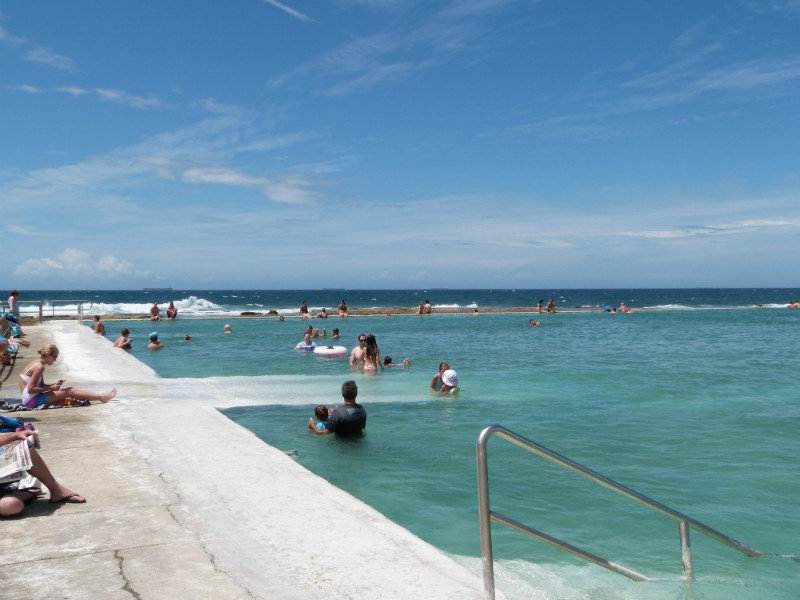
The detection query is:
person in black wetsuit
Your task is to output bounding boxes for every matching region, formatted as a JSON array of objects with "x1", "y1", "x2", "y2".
[{"x1": 308, "y1": 380, "x2": 366, "y2": 436}]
